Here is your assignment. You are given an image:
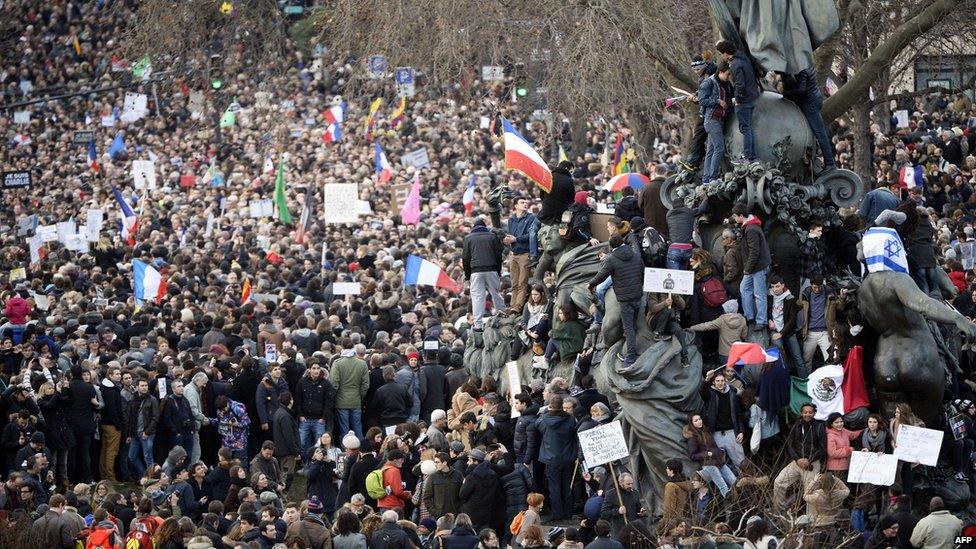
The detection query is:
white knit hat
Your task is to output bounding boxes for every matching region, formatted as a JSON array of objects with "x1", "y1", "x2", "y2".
[{"x1": 342, "y1": 430, "x2": 361, "y2": 449}]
